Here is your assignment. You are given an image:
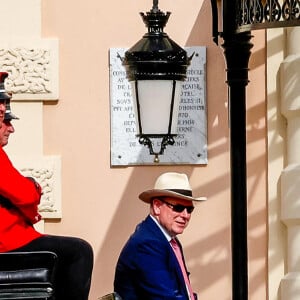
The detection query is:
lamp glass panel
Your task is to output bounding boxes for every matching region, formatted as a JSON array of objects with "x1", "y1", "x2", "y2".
[{"x1": 131, "y1": 80, "x2": 181, "y2": 135}]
